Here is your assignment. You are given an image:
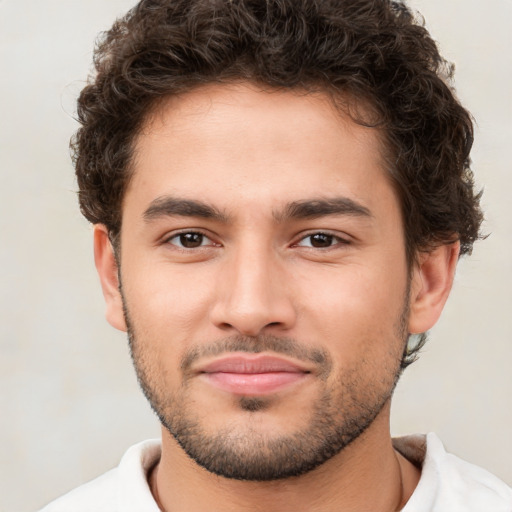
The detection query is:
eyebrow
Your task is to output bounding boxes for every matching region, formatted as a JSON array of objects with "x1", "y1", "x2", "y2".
[
  {"x1": 143, "y1": 197, "x2": 229, "y2": 223},
  {"x1": 143, "y1": 195, "x2": 371, "y2": 224},
  {"x1": 274, "y1": 197, "x2": 372, "y2": 222}
]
